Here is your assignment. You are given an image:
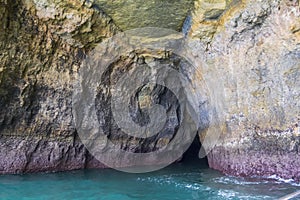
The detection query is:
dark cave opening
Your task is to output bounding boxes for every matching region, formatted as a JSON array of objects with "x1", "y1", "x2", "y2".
[{"x1": 180, "y1": 135, "x2": 209, "y2": 167}]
